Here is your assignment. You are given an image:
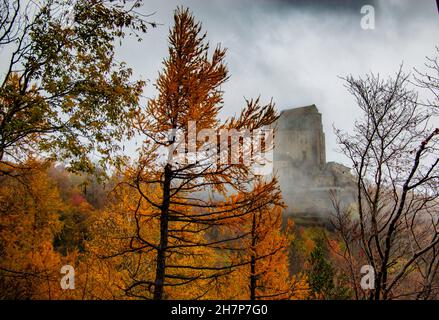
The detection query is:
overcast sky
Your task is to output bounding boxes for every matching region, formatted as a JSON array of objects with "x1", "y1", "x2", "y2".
[{"x1": 117, "y1": 0, "x2": 438, "y2": 165}]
